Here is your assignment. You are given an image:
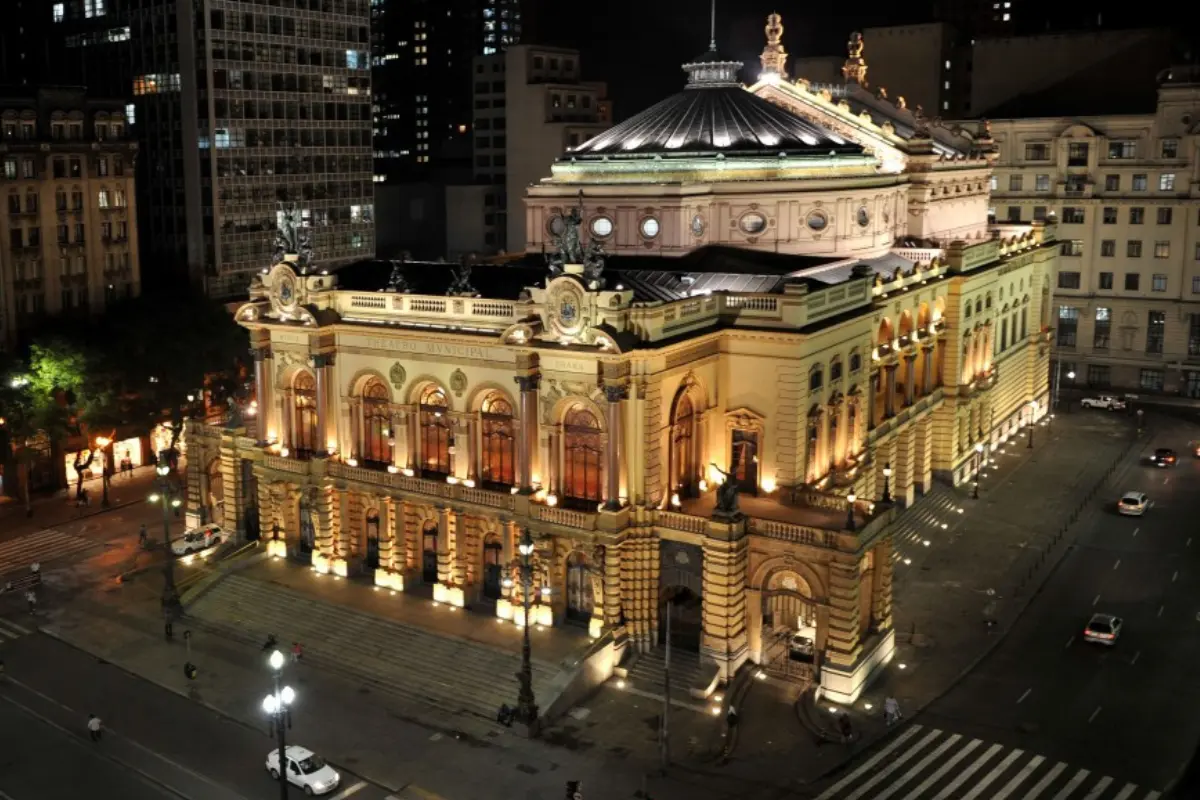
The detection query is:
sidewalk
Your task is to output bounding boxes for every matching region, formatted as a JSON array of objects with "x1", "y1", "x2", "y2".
[
  {"x1": 726, "y1": 411, "x2": 1146, "y2": 788},
  {"x1": 0, "y1": 464, "x2": 165, "y2": 542}
]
